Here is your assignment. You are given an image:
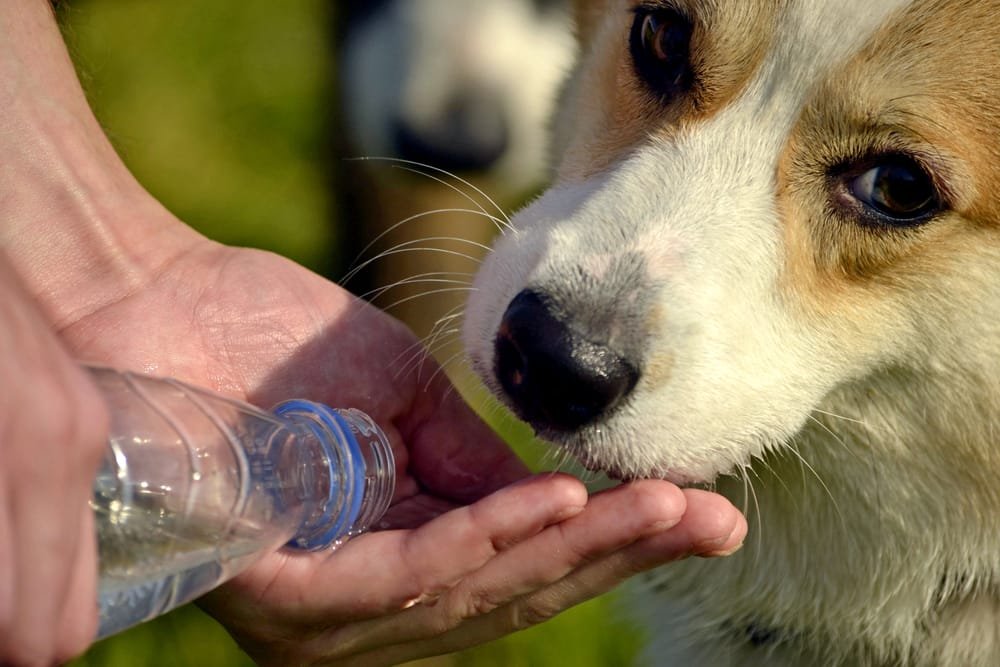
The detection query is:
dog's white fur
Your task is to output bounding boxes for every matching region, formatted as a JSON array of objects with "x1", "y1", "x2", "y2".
[{"x1": 464, "y1": 0, "x2": 1000, "y2": 664}]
